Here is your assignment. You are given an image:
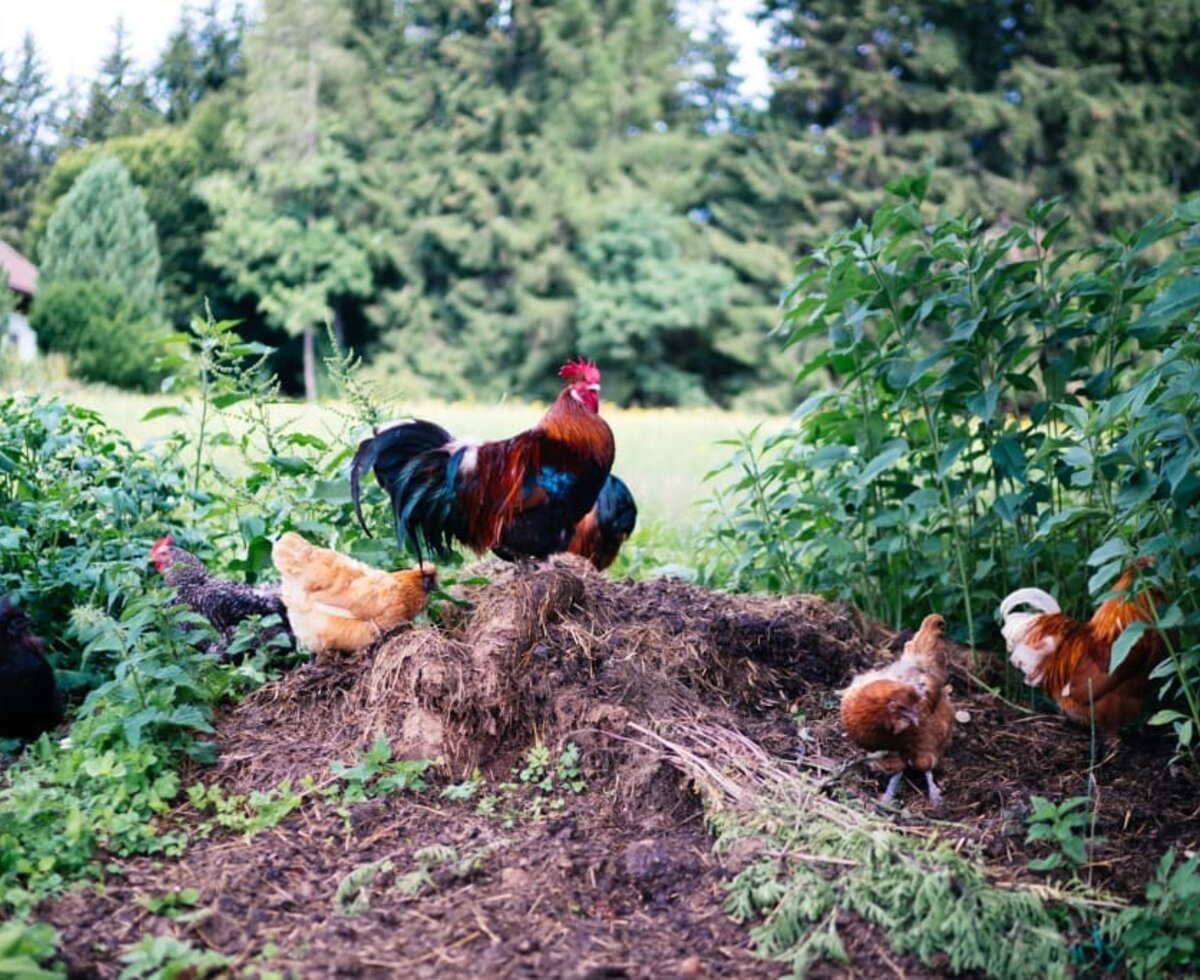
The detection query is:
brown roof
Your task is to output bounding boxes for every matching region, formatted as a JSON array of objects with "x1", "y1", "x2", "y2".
[{"x1": 0, "y1": 240, "x2": 37, "y2": 296}]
